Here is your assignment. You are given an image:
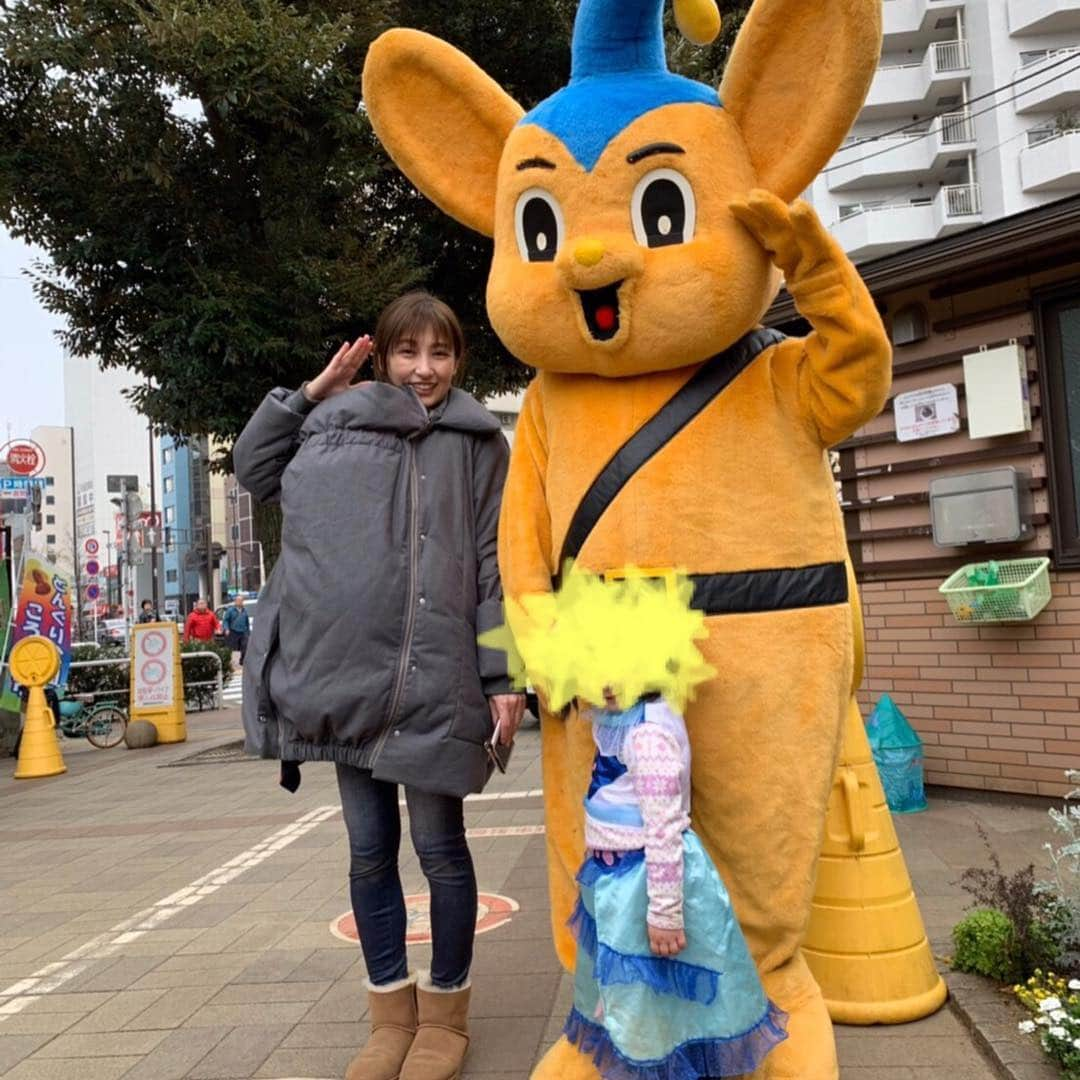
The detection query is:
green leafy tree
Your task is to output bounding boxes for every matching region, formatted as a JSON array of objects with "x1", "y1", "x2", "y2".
[{"x1": 0, "y1": 0, "x2": 746, "y2": 552}]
